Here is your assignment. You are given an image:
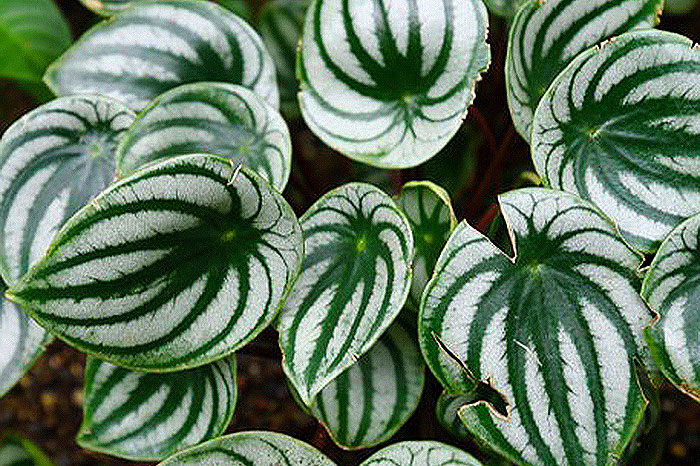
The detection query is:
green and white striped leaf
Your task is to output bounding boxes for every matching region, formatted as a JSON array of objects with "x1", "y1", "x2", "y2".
[
  {"x1": 116, "y1": 82, "x2": 291, "y2": 191},
  {"x1": 531, "y1": 30, "x2": 700, "y2": 253},
  {"x1": 0, "y1": 434, "x2": 53, "y2": 466},
  {"x1": 46, "y1": 0, "x2": 278, "y2": 111},
  {"x1": 259, "y1": 0, "x2": 310, "y2": 117},
  {"x1": 7, "y1": 154, "x2": 303, "y2": 371},
  {"x1": 360, "y1": 441, "x2": 483, "y2": 466},
  {"x1": 310, "y1": 318, "x2": 425, "y2": 449},
  {"x1": 397, "y1": 181, "x2": 456, "y2": 310},
  {"x1": 278, "y1": 182, "x2": 414, "y2": 405},
  {"x1": 420, "y1": 188, "x2": 653, "y2": 466},
  {"x1": 0, "y1": 95, "x2": 136, "y2": 286},
  {"x1": 0, "y1": 0, "x2": 71, "y2": 85},
  {"x1": 436, "y1": 392, "x2": 472, "y2": 439},
  {"x1": 506, "y1": 0, "x2": 661, "y2": 140},
  {"x1": 158, "y1": 431, "x2": 336, "y2": 466},
  {"x1": 642, "y1": 213, "x2": 700, "y2": 401},
  {"x1": 78, "y1": 0, "x2": 251, "y2": 17},
  {"x1": 0, "y1": 293, "x2": 49, "y2": 397},
  {"x1": 483, "y1": 0, "x2": 526, "y2": 18},
  {"x1": 78, "y1": 356, "x2": 236, "y2": 460},
  {"x1": 297, "y1": 0, "x2": 490, "y2": 168}
]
